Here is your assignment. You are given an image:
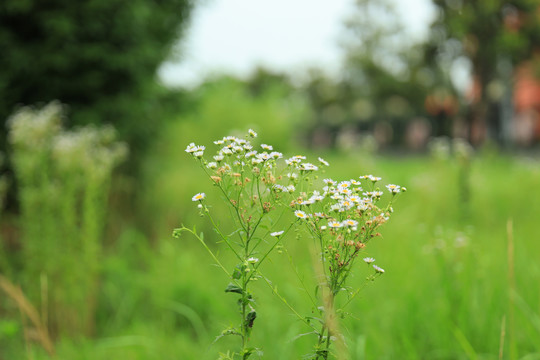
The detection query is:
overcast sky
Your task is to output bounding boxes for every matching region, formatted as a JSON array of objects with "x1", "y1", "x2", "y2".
[{"x1": 158, "y1": 0, "x2": 437, "y2": 88}]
